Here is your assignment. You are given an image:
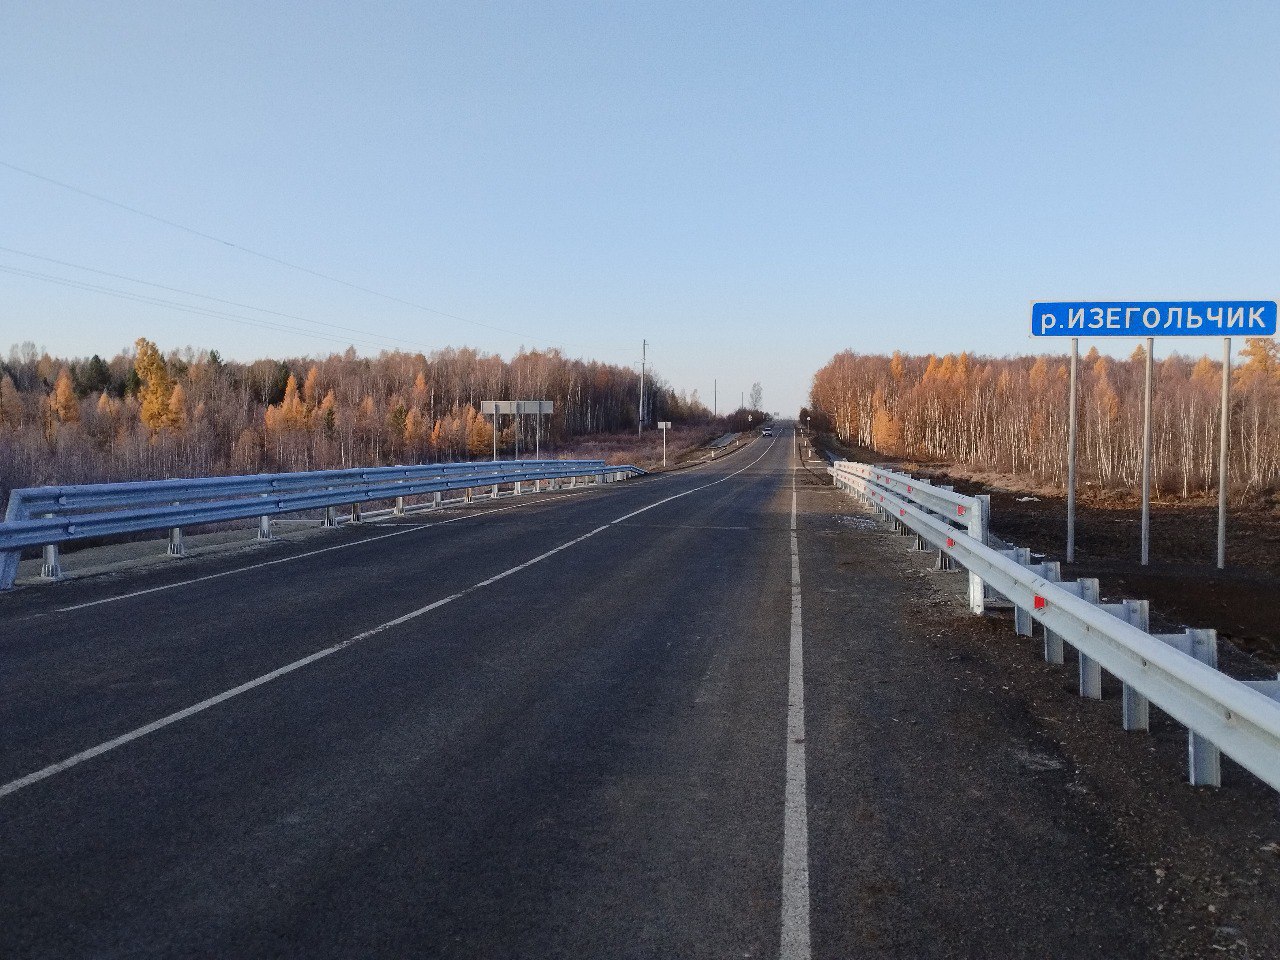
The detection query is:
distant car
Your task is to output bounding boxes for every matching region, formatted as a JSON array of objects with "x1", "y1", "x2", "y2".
[{"x1": 761, "y1": 427, "x2": 773, "y2": 436}]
